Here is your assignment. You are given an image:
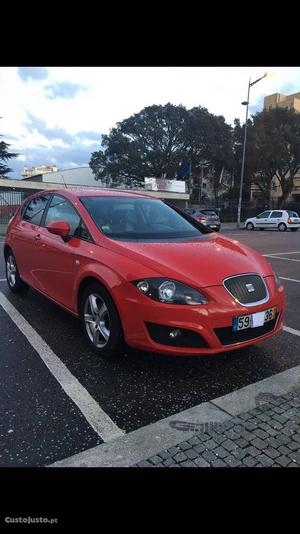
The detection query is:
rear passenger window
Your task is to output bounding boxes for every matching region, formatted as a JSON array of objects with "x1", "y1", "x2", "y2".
[
  {"x1": 270, "y1": 211, "x2": 283, "y2": 218},
  {"x1": 23, "y1": 195, "x2": 51, "y2": 225}
]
